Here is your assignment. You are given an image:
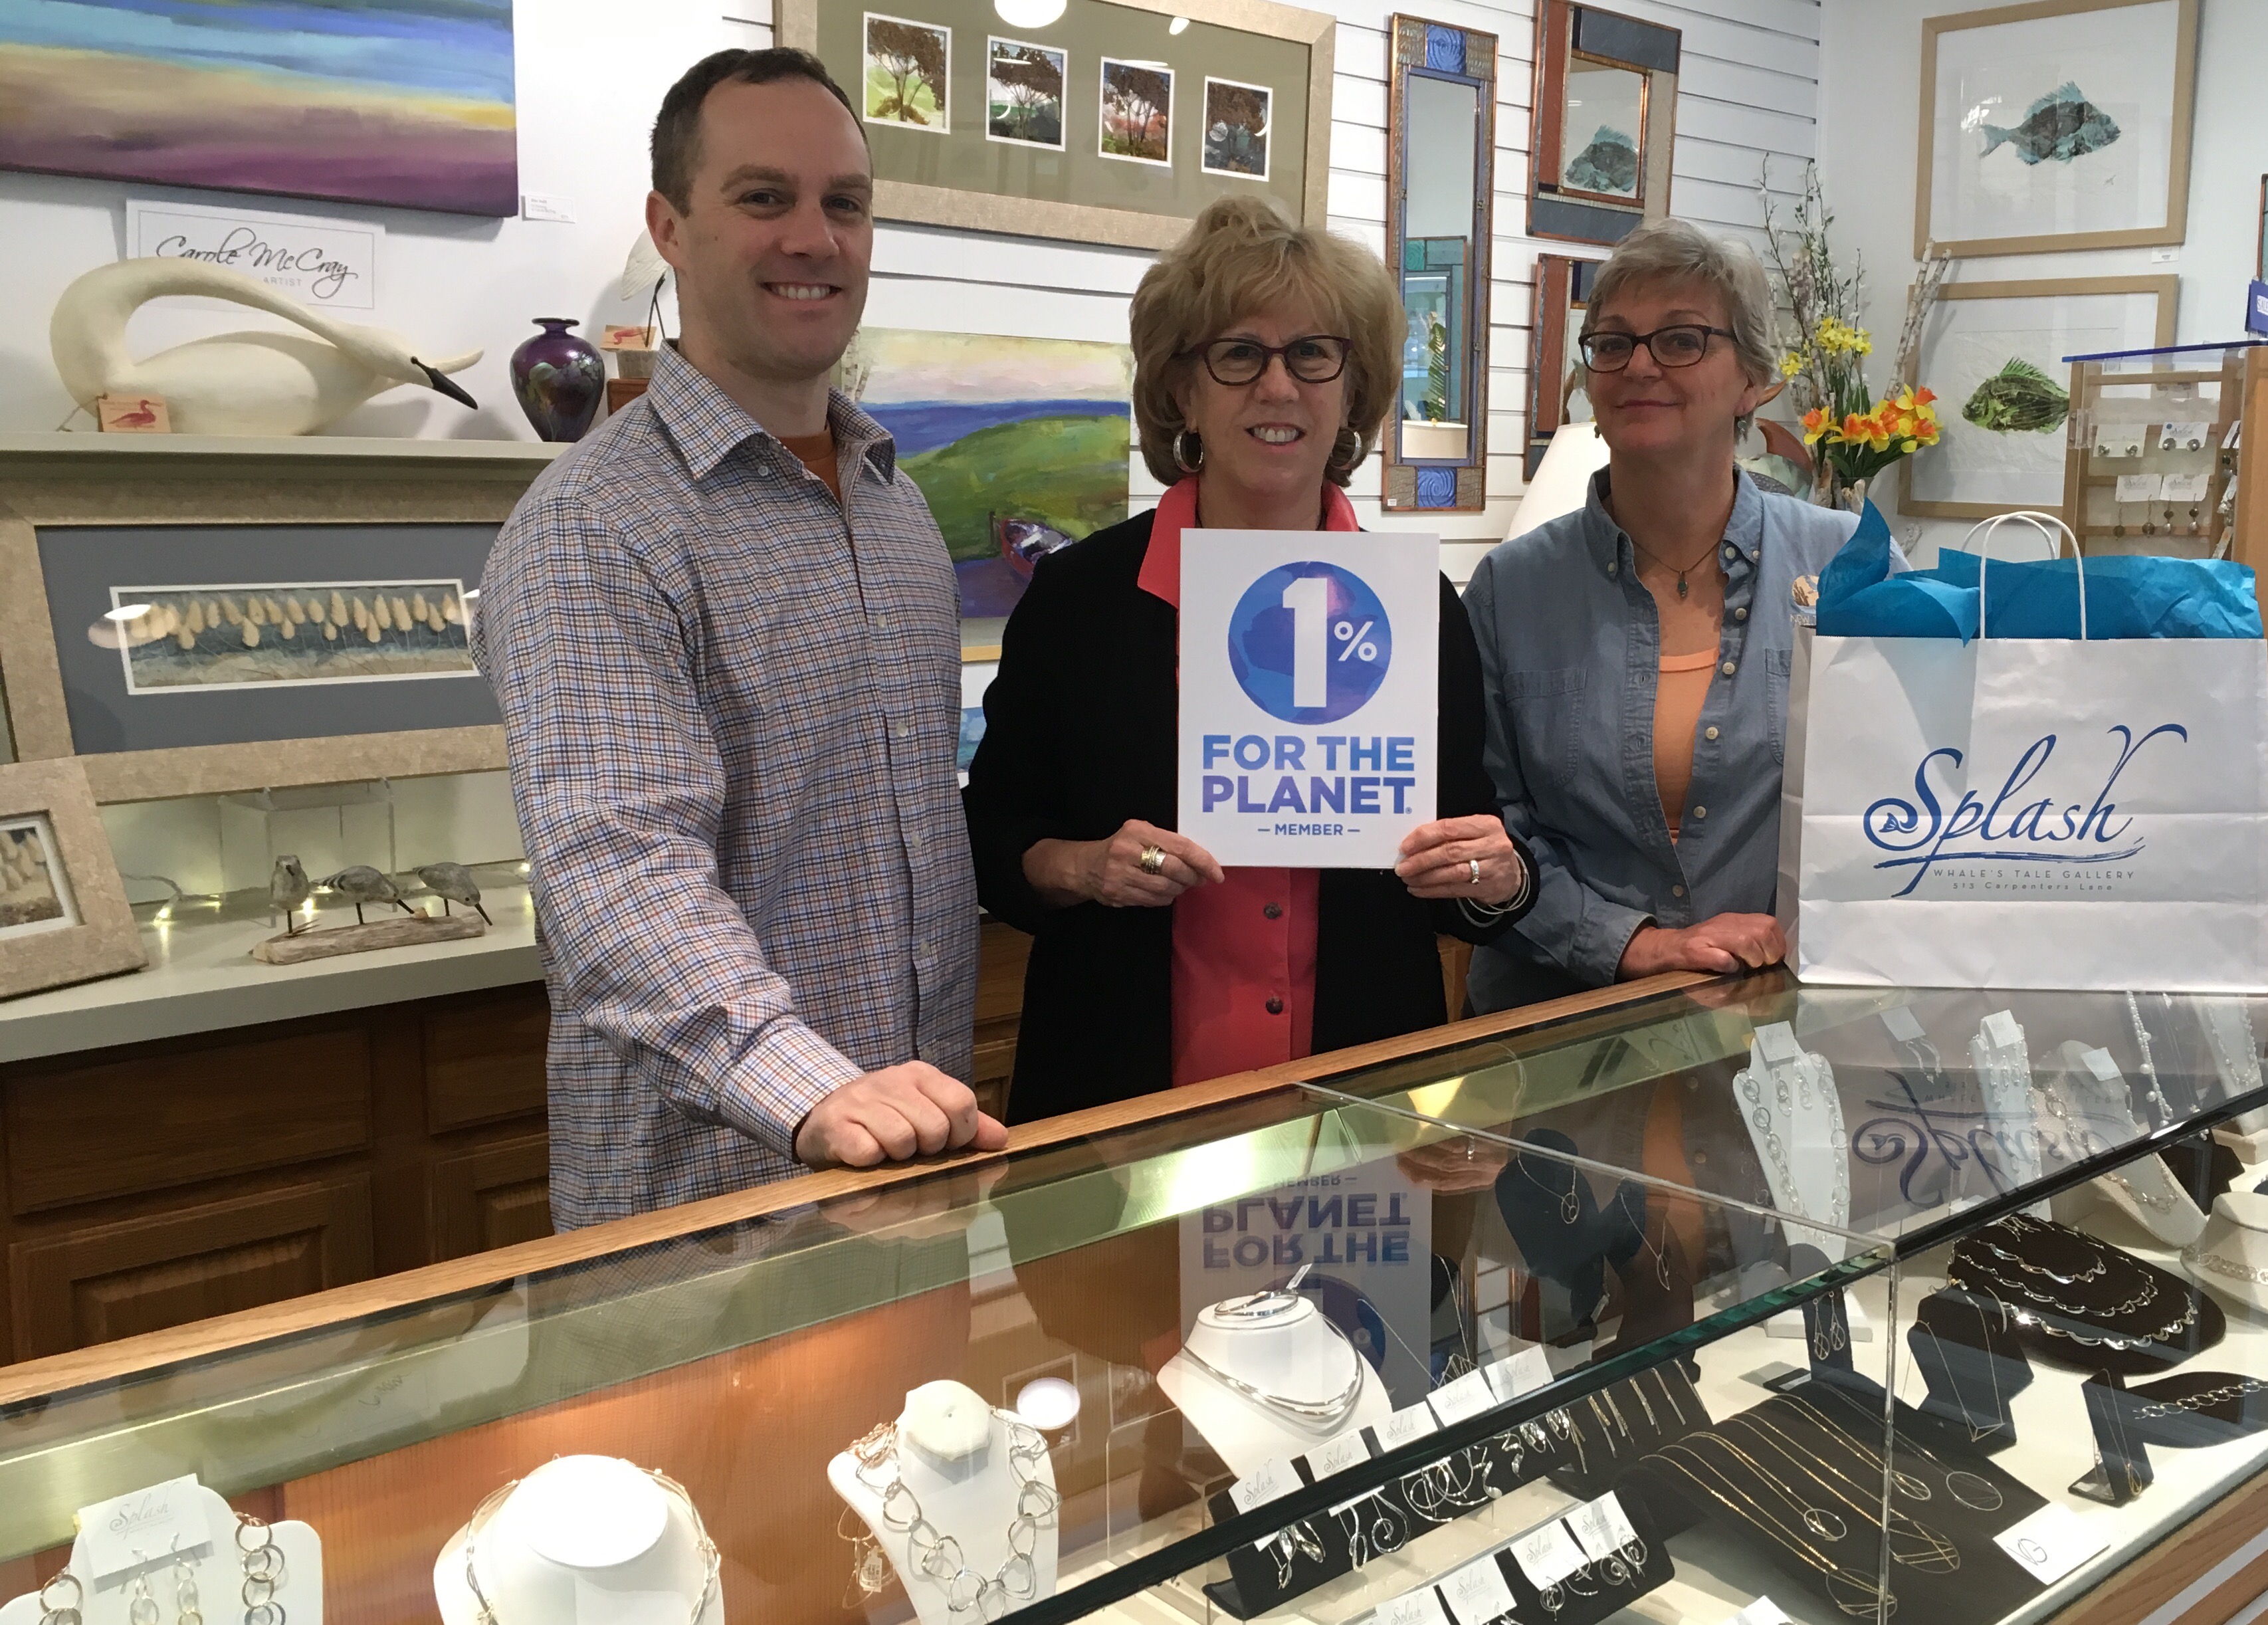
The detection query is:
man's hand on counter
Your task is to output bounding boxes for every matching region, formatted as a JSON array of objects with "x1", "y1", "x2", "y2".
[{"x1": 793, "y1": 1062, "x2": 1009, "y2": 1170}]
